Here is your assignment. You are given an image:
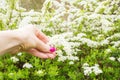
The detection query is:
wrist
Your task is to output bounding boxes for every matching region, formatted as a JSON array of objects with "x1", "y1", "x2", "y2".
[
  {"x1": 11, "y1": 29, "x2": 26, "y2": 52},
  {"x1": 0, "y1": 30, "x2": 24, "y2": 54}
]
